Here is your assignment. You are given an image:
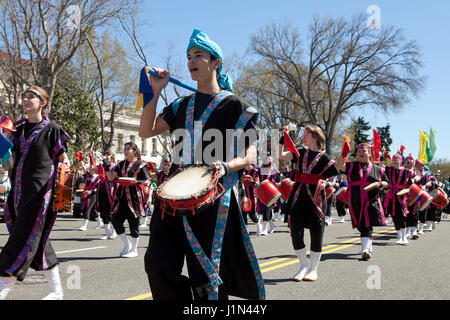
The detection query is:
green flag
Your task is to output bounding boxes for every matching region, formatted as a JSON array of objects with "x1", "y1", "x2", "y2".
[{"x1": 427, "y1": 127, "x2": 436, "y2": 163}]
